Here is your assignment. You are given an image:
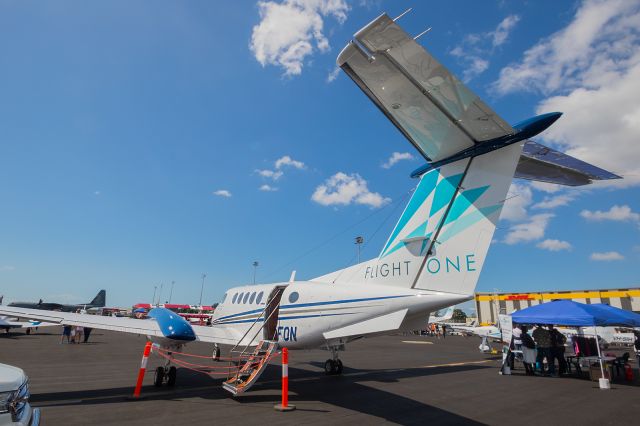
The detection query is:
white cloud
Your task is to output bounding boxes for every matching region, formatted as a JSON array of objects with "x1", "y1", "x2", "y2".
[
  {"x1": 500, "y1": 183, "x2": 533, "y2": 222},
  {"x1": 503, "y1": 213, "x2": 554, "y2": 245},
  {"x1": 311, "y1": 172, "x2": 390, "y2": 208},
  {"x1": 382, "y1": 152, "x2": 415, "y2": 169},
  {"x1": 275, "y1": 155, "x2": 305, "y2": 170},
  {"x1": 590, "y1": 251, "x2": 625, "y2": 261},
  {"x1": 0, "y1": 265, "x2": 15, "y2": 272},
  {"x1": 533, "y1": 194, "x2": 575, "y2": 210},
  {"x1": 250, "y1": 0, "x2": 349, "y2": 76},
  {"x1": 491, "y1": 15, "x2": 521, "y2": 47},
  {"x1": 530, "y1": 181, "x2": 563, "y2": 193},
  {"x1": 536, "y1": 239, "x2": 572, "y2": 251},
  {"x1": 449, "y1": 14, "x2": 520, "y2": 81},
  {"x1": 327, "y1": 66, "x2": 341, "y2": 83},
  {"x1": 259, "y1": 184, "x2": 278, "y2": 192},
  {"x1": 580, "y1": 205, "x2": 640, "y2": 224},
  {"x1": 255, "y1": 169, "x2": 284, "y2": 180},
  {"x1": 213, "y1": 189, "x2": 232, "y2": 198},
  {"x1": 493, "y1": 0, "x2": 640, "y2": 187},
  {"x1": 94, "y1": 190, "x2": 101, "y2": 196}
]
